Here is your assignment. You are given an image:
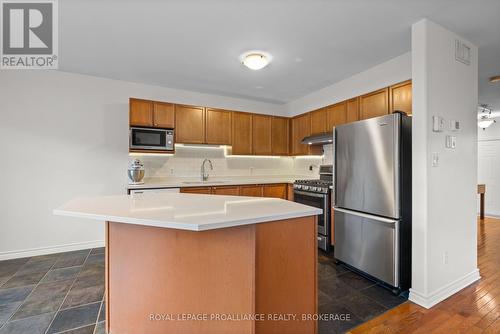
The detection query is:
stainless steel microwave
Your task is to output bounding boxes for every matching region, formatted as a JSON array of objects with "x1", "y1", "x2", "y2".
[{"x1": 129, "y1": 127, "x2": 174, "y2": 151}]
